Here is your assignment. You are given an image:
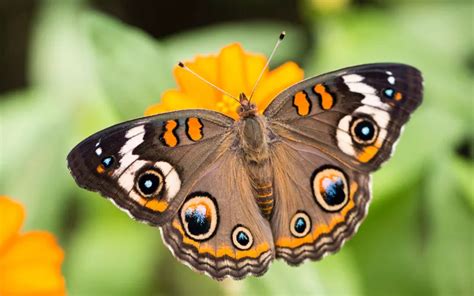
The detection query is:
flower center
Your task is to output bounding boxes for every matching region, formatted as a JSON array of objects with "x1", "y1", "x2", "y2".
[{"x1": 216, "y1": 95, "x2": 240, "y2": 114}]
